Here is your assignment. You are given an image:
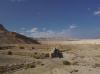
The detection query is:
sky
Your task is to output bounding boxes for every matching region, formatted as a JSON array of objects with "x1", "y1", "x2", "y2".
[{"x1": 0, "y1": 0, "x2": 100, "y2": 38}]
